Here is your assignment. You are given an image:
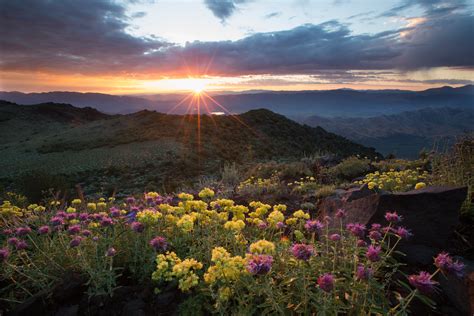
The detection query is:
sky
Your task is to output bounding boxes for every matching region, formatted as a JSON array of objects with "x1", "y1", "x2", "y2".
[{"x1": 0, "y1": 0, "x2": 473, "y2": 94}]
